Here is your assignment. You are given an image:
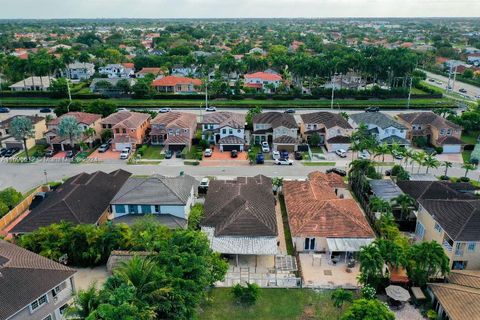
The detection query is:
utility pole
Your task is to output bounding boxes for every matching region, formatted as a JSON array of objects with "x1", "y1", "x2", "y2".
[
  {"x1": 452, "y1": 65, "x2": 458, "y2": 92},
  {"x1": 330, "y1": 73, "x2": 337, "y2": 110},
  {"x1": 66, "y1": 79, "x2": 72, "y2": 112},
  {"x1": 407, "y1": 76, "x2": 413, "y2": 109},
  {"x1": 447, "y1": 64, "x2": 453, "y2": 92}
]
